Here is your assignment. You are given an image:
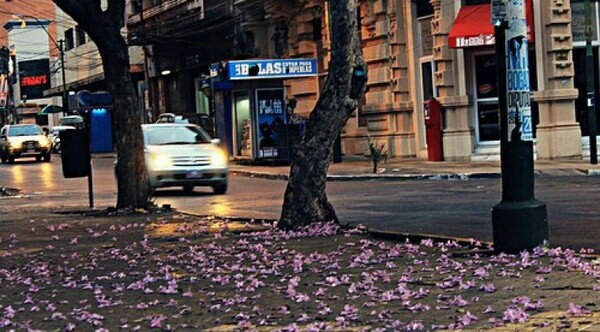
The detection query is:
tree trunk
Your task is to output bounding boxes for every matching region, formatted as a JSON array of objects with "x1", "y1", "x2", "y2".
[
  {"x1": 98, "y1": 39, "x2": 149, "y2": 209},
  {"x1": 278, "y1": 0, "x2": 367, "y2": 229},
  {"x1": 53, "y1": 0, "x2": 149, "y2": 209}
]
